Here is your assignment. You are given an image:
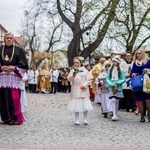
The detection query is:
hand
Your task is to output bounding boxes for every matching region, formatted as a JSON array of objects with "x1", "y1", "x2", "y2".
[
  {"x1": 1, "y1": 66, "x2": 10, "y2": 72},
  {"x1": 143, "y1": 68, "x2": 150, "y2": 73},
  {"x1": 132, "y1": 73, "x2": 138, "y2": 77},
  {"x1": 111, "y1": 83, "x2": 115, "y2": 87},
  {"x1": 111, "y1": 83, "x2": 118, "y2": 87},
  {"x1": 126, "y1": 74, "x2": 130, "y2": 78},
  {"x1": 114, "y1": 82, "x2": 118, "y2": 85},
  {"x1": 8, "y1": 65, "x2": 15, "y2": 71},
  {"x1": 81, "y1": 86, "x2": 86, "y2": 90},
  {"x1": 73, "y1": 72, "x2": 77, "y2": 77}
]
